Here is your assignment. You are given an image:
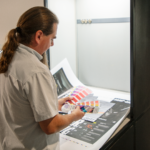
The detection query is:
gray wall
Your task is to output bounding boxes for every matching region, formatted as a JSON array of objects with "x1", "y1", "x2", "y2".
[
  {"x1": 0, "y1": 0, "x2": 44, "y2": 46},
  {"x1": 76, "y1": 0, "x2": 130, "y2": 92}
]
